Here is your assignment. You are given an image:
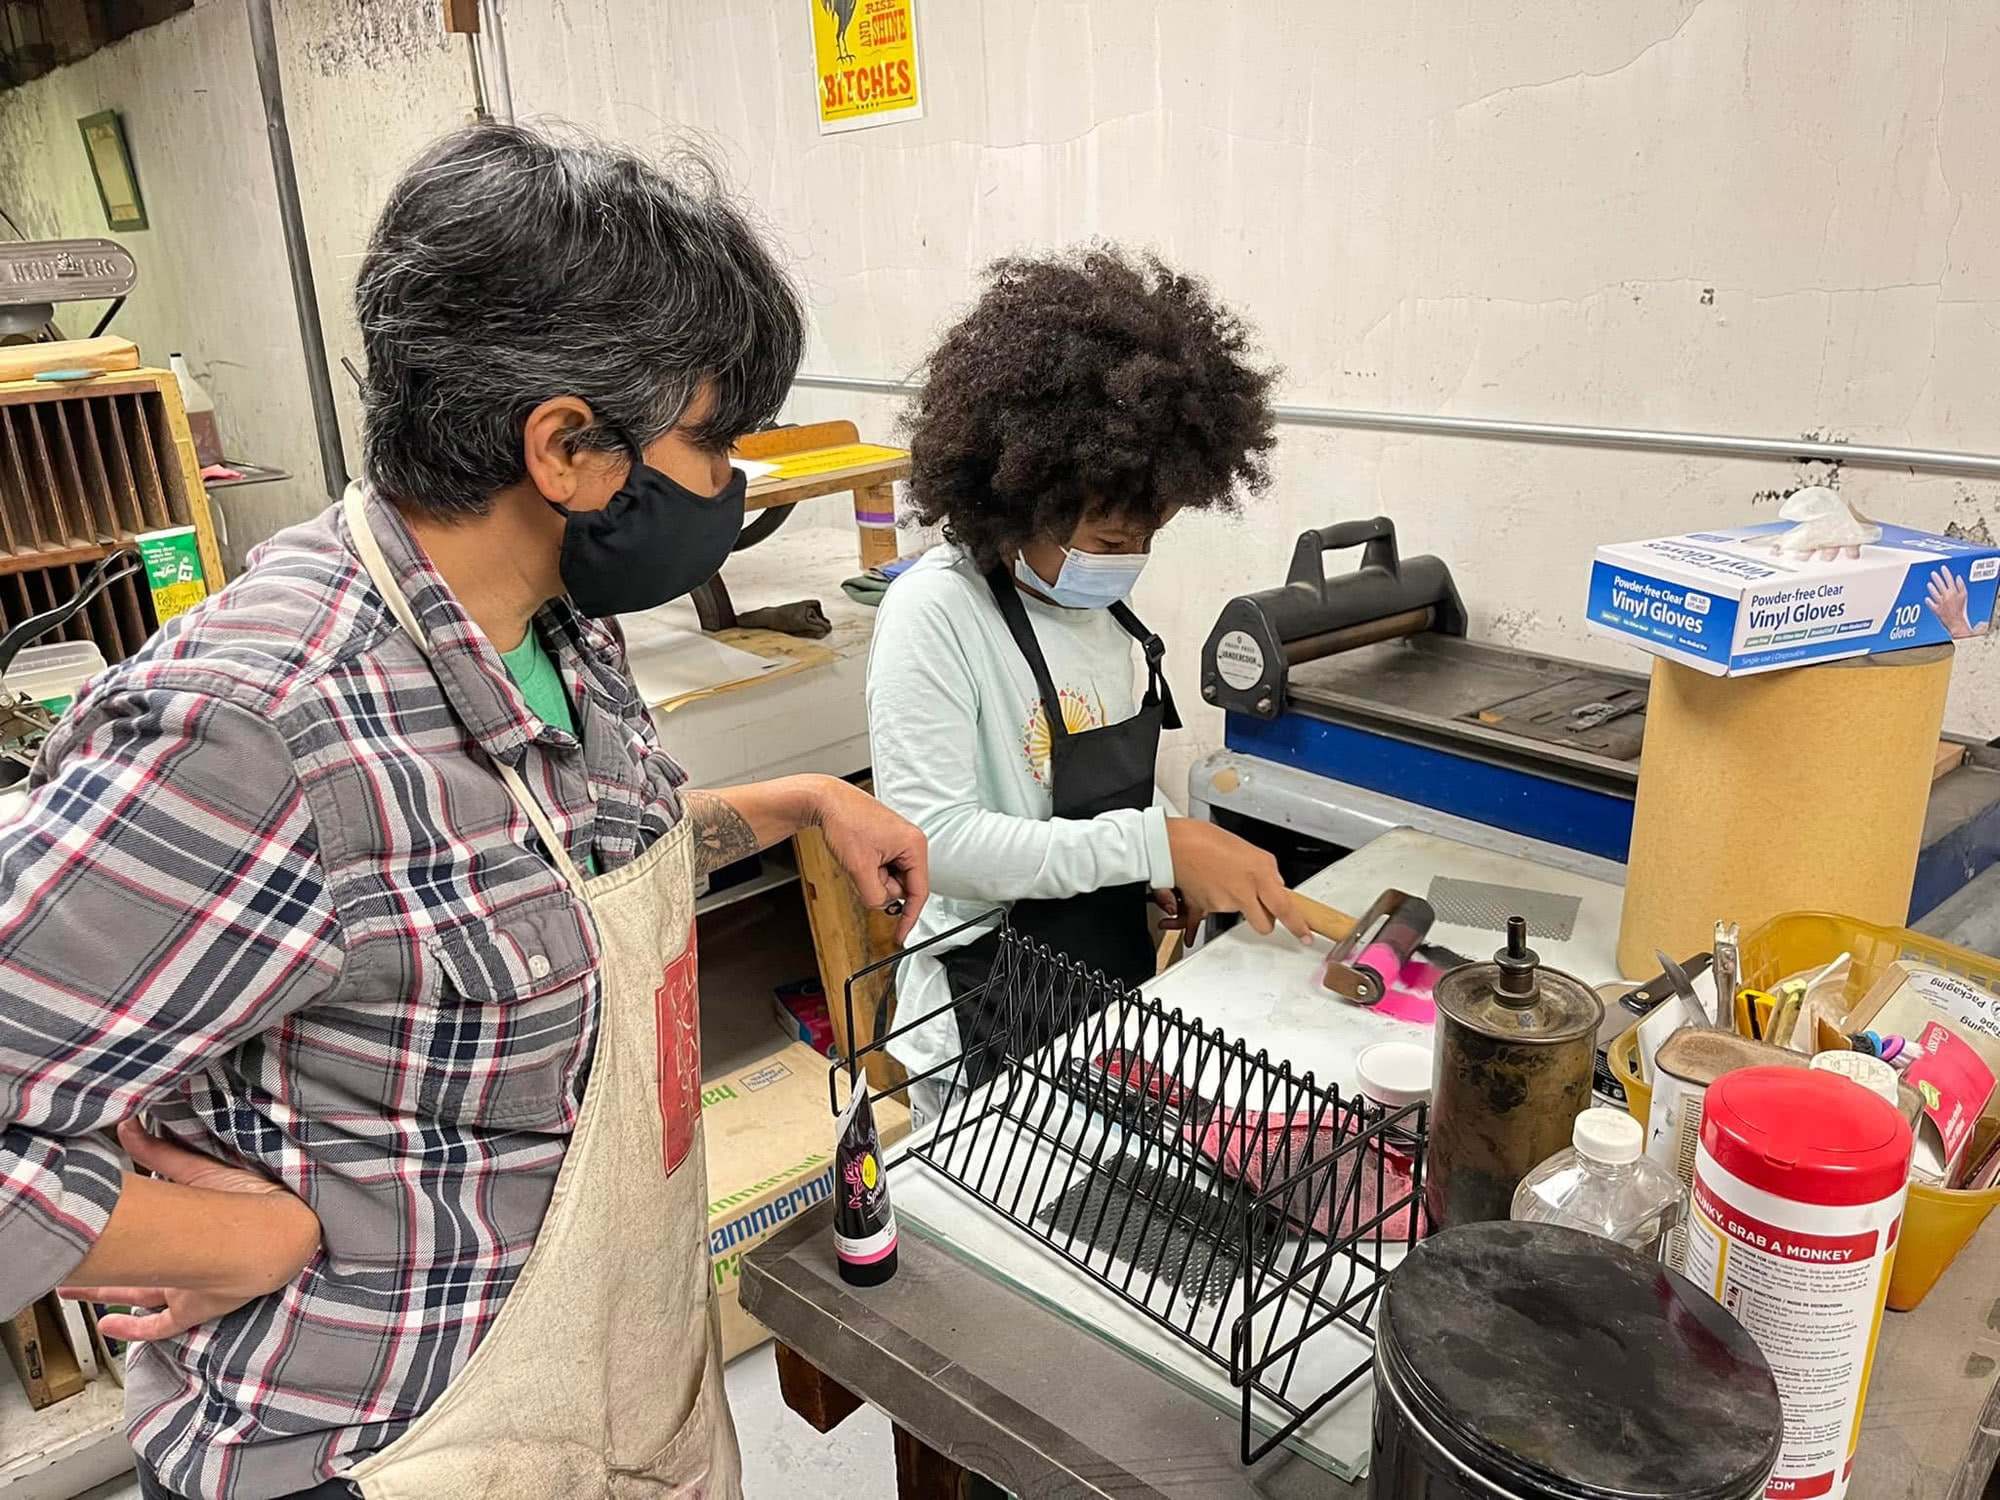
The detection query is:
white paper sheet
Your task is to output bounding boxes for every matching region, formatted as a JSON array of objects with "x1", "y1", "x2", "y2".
[{"x1": 619, "y1": 614, "x2": 785, "y2": 706}]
